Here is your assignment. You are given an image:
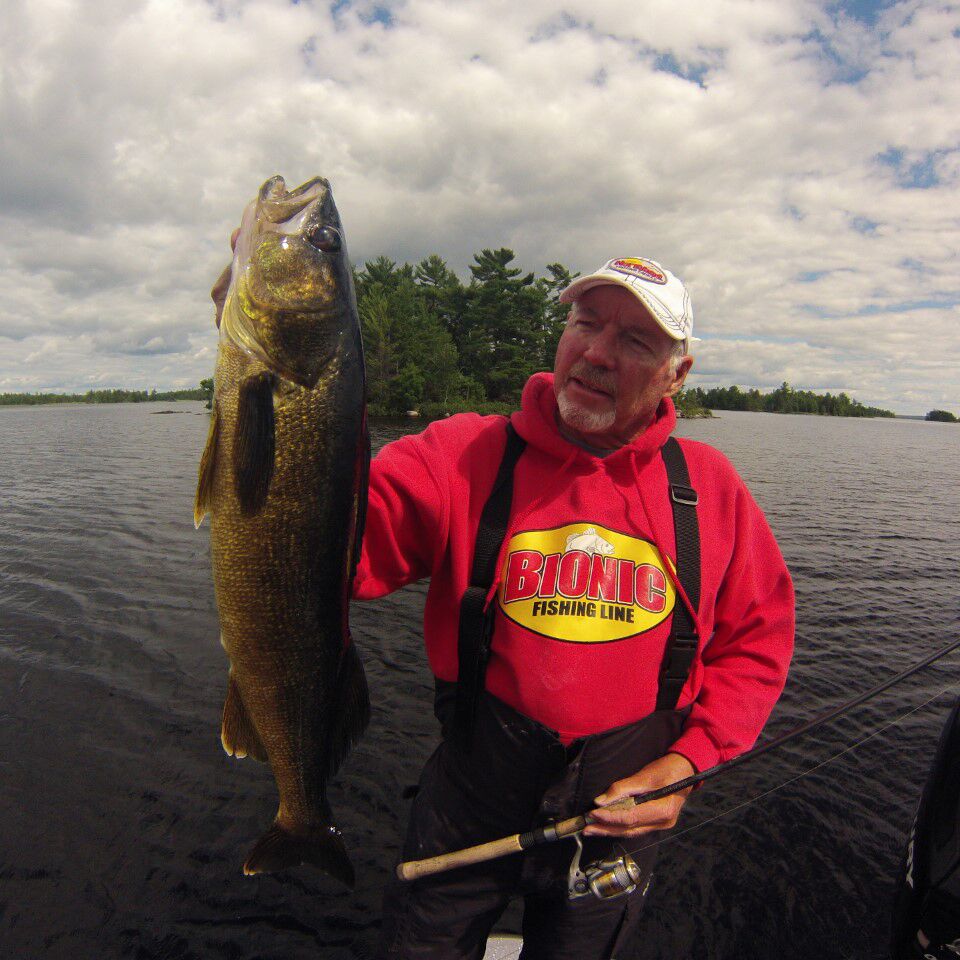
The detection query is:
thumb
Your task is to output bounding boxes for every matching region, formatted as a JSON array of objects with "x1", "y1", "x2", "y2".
[{"x1": 594, "y1": 777, "x2": 639, "y2": 806}]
